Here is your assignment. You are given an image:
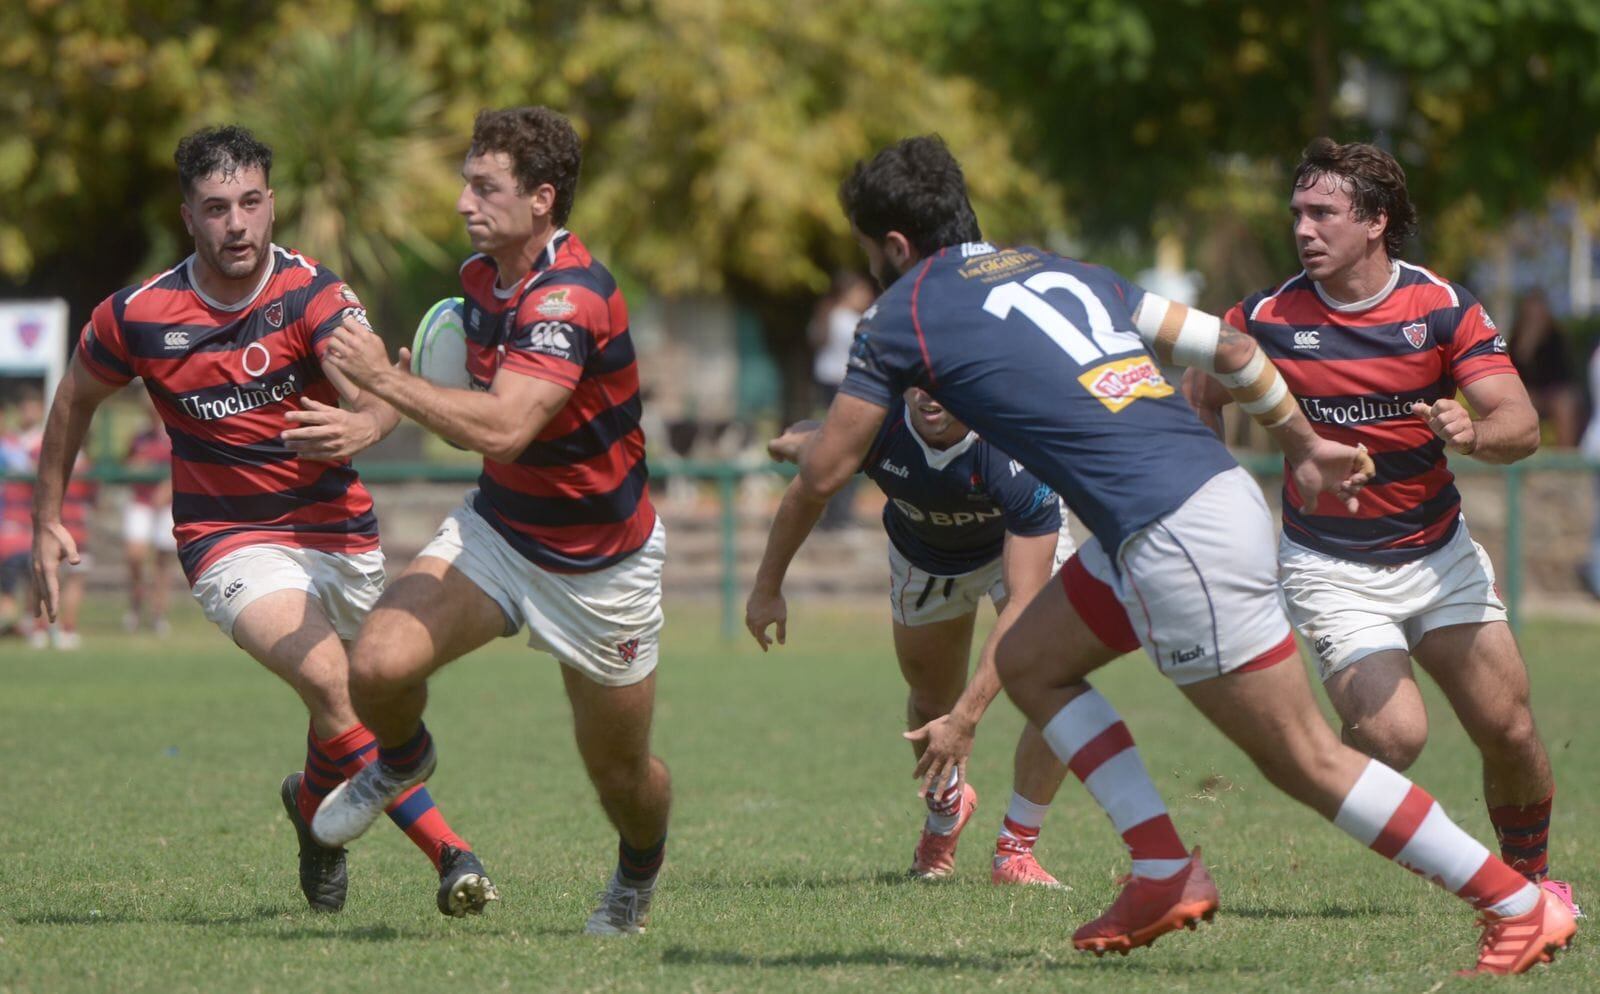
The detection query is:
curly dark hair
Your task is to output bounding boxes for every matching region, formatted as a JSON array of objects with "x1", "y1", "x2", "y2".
[
  {"x1": 1293, "y1": 138, "x2": 1417, "y2": 258},
  {"x1": 839, "y1": 136, "x2": 983, "y2": 257},
  {"x1": 470, "y1": 107, "x2": 582, "y2": 225},
  {"x1": 174, "y1": 125, "x2": 272, "y2": 196}
]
